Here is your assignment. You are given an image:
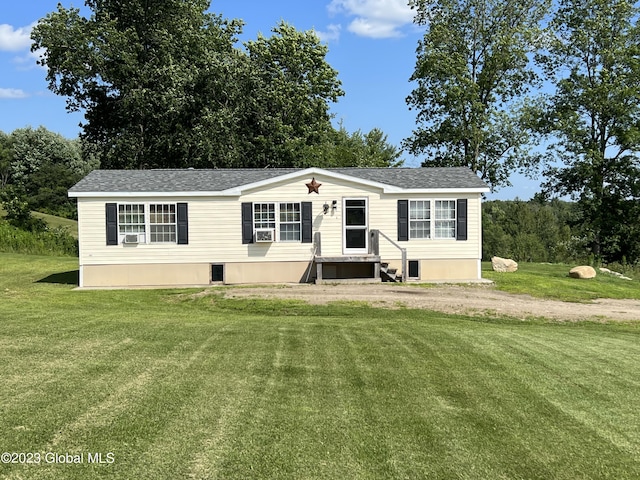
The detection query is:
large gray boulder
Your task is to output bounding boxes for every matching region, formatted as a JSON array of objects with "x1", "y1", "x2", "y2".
[
  {"x1": 491, "y1": 256, "x2": 518, "y2": 273},
  {"x1": 569, "y1": 266, "x2": 597, "y2": 279}
]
